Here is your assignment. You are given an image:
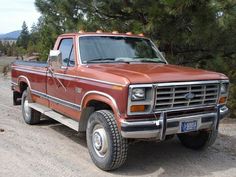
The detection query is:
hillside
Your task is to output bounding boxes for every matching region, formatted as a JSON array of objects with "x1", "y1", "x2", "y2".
[{"x1": 0, "y1": 30, "x2": 21, "y2": 40}]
